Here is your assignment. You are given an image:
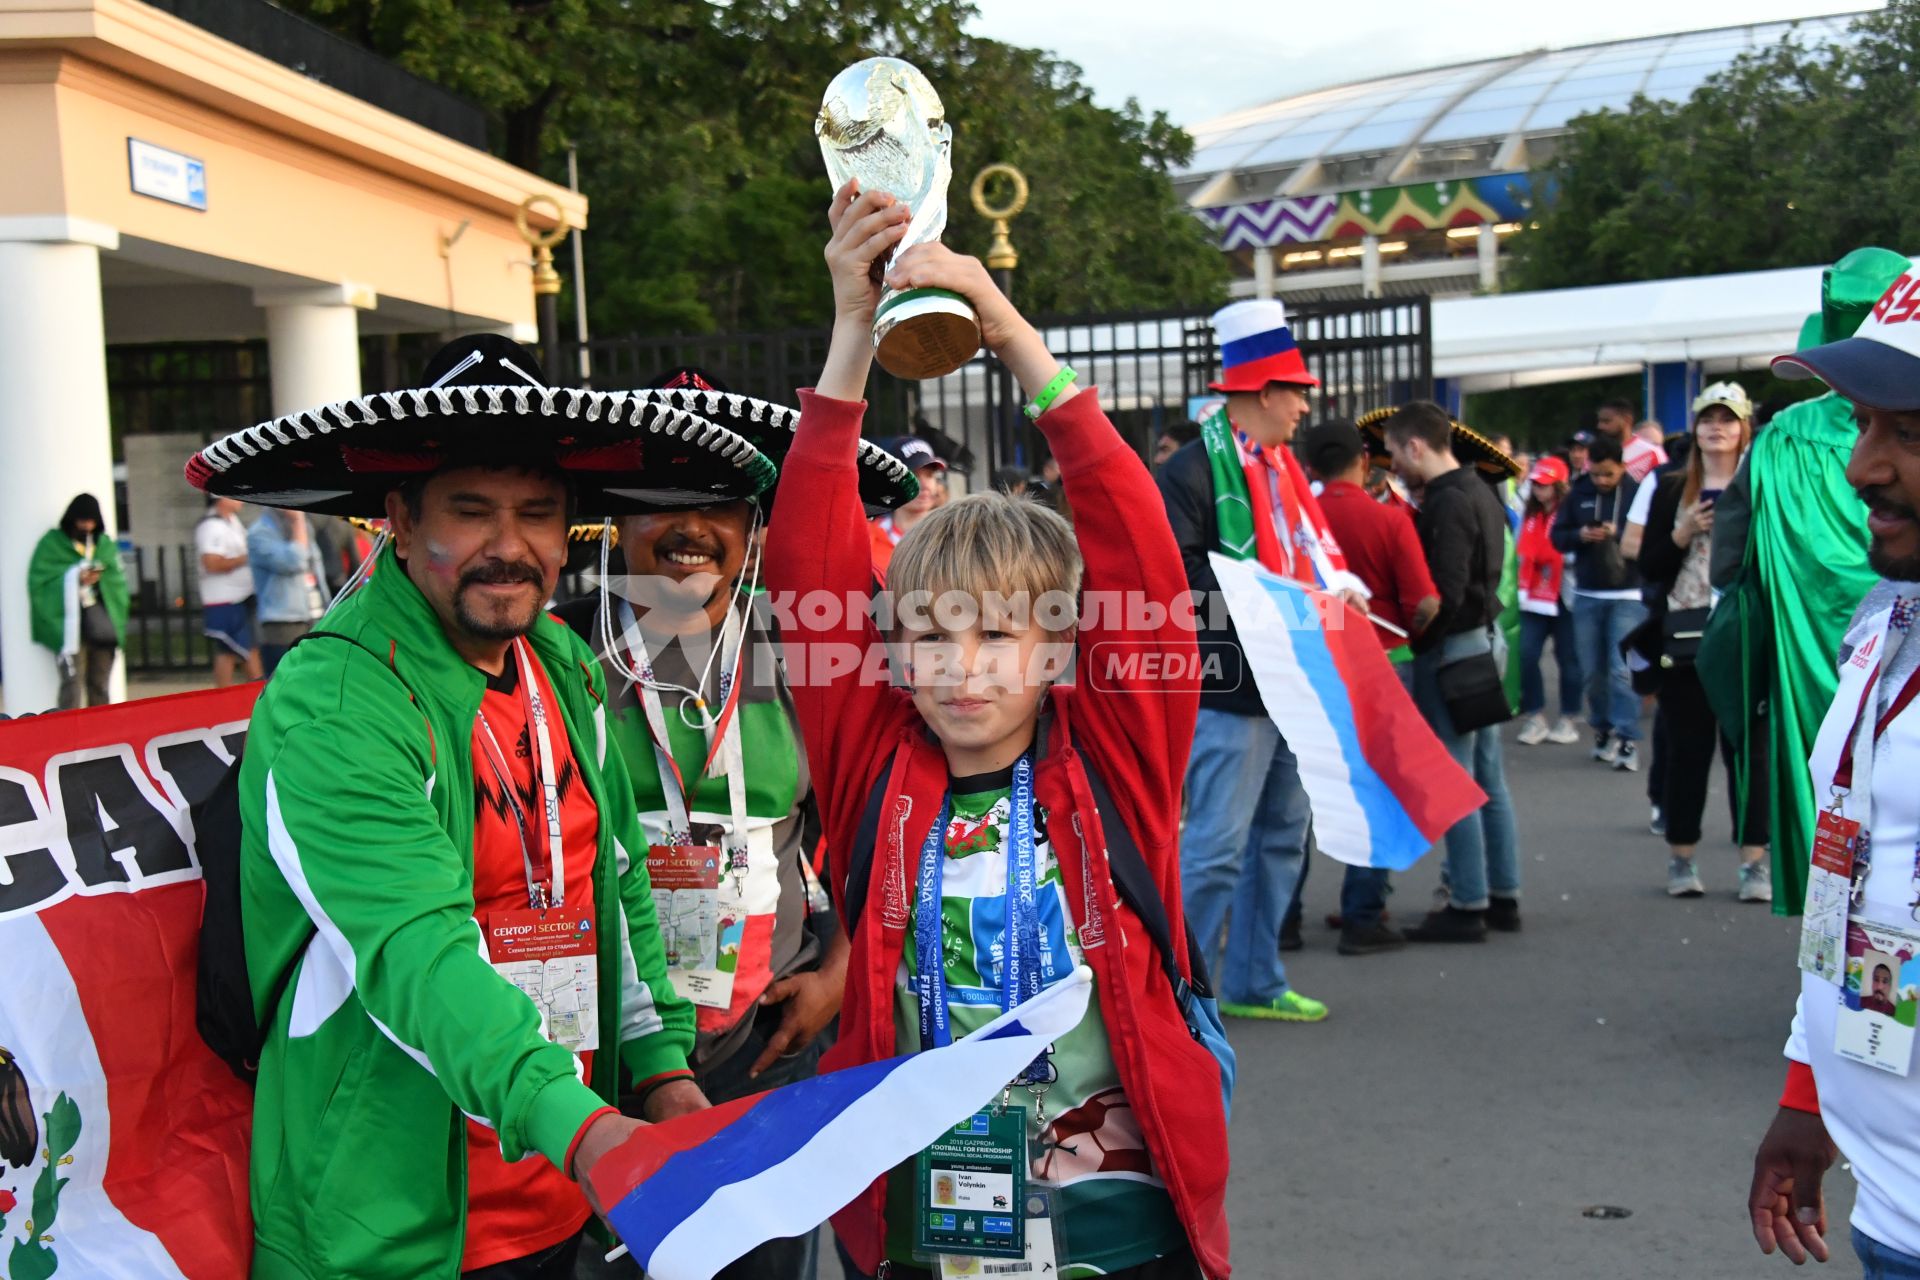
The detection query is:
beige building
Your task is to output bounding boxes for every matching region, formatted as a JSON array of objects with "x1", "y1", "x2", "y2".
[{"x1": 0, "y1": 0, "x2": 586, "y2": 712}]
